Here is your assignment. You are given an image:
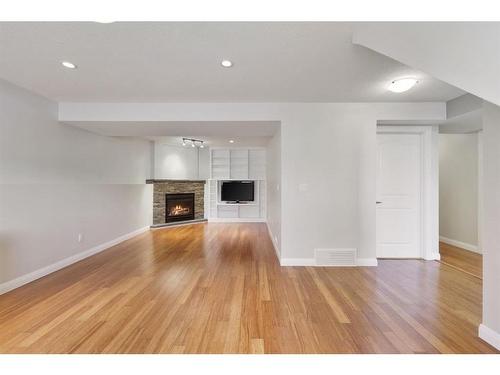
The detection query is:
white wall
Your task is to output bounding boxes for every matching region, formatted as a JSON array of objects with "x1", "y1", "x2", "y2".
[
  {"x1": 60, "y1": 102, "x2": 445, "y2": 264},
  {"x1": 266, "y1": 129, "x2": 281, "y2": 257},
  {"x1": 0, "y1": 184, "x2": 151, "y2": 284},
  {"x1": 439, "y1": 133, "x2": 479, "y2": 250},
  {"x1": 481, "y1": 101, "x2": 500, "y2": 348},
  {"x1": 0, "y1": 79, "x2": 152, "y2": 288},
  {"x1": 281, "y1": 106, "x2": 371, "y2": 261},
  {"x1": 153, "y1": 142, "x2": 209, "y2": 180}
]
